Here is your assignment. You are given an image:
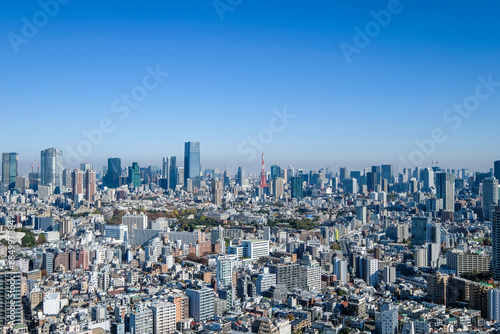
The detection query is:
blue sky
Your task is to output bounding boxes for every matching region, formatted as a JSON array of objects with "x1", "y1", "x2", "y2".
[{"x1": 1, "y1": 1, "x2": 500, "y2": 175}]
